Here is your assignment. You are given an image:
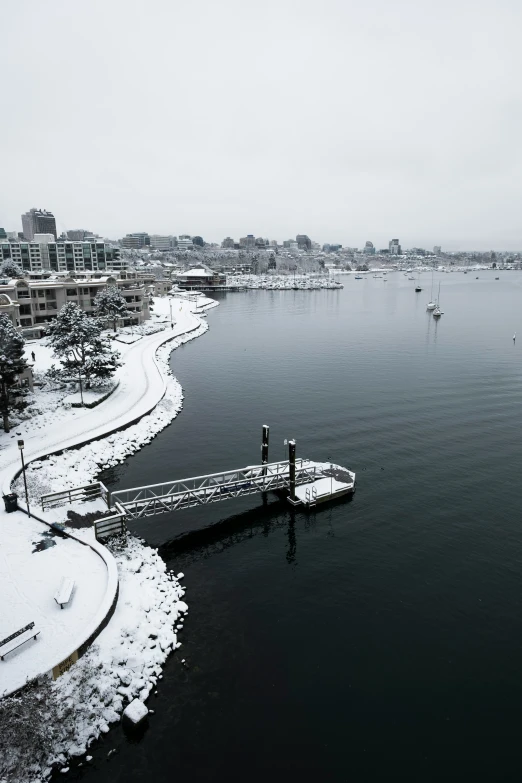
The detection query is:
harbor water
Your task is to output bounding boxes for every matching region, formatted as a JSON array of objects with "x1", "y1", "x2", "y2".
[{"x1": 82, "y1": 271, "x2": 522, "y2": 781}]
